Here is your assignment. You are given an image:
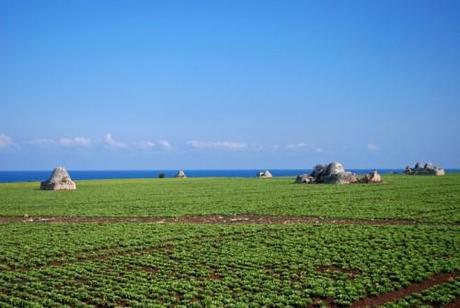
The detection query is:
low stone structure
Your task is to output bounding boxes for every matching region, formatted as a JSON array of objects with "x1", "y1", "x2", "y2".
[
  {"x1": 295, "y1": 174, "x2": 314, "y2": 184},
  {"x1": 257, "y1": 170, "x2": 273, "y2": 178},
  {"x1": 404, "y1": 163, "x2": 445, "y2": 176},
  {"x1": 295, "y1": 162, "x2": 382, "y2": 184},
  {"x1": 175, "y1": 170, "x2": 187, "y2": 178},
  {"x1": 295, "y1": 162, "x2": 357, "y2": 184},
  {"x1": 359, "y1": 170, "x2": 382, "y2": 183},
  {"x1": 40, "y1": 167, "x2": 76, "y2": 191}
]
